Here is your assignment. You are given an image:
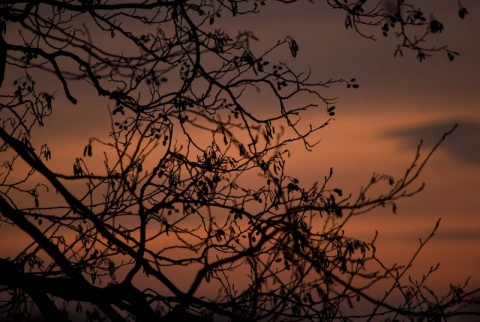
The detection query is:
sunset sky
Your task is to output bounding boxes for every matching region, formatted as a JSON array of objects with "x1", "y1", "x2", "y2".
[
  {"x1": 218, "y1": 0, "x2": 480, "y2": 291},
  {"x1": 2, "y1": 0, "x2": 480, "y2": 310},
  {"x1": 258, "y1": 0, "x2": 480, "y2": 290}
]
